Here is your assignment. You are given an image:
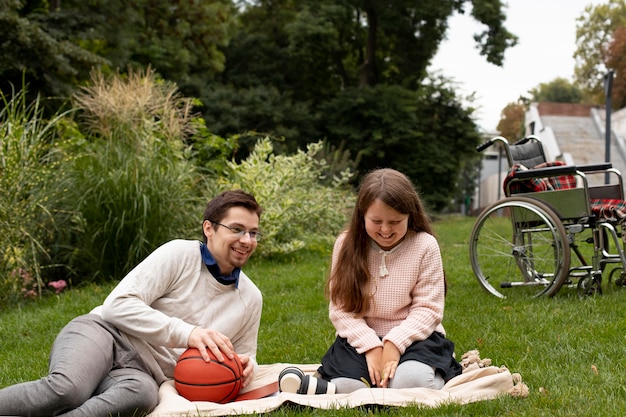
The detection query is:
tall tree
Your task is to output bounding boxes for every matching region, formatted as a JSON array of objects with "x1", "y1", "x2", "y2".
[
  {"x1": 0, "y1": 0, "x2": 516, "y2": 210},
  {"x1": 606, "y1": 26, "x2": 626, "y2": 108},
  {"x1": 230, "y1": 0, "x2": 516, "y2": 91},
  {"x1": 95, "y1": 0, "x2": 236, "y2": 97},
  {"x1": 574, "y1": 0, "x2": 626, "y2": 104},
  {"x1": 0, "y1": 0, "x2": 235, "y2": 102},
  {"x1": 206, "y1": 0, "x2": 516, "y2": 140},
  {"x1": 200, "y1": 0, "x2": 515, "y2": 209},
  {"x1": 0, "y1": 0, "x2": 106, "y2": 101}
]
